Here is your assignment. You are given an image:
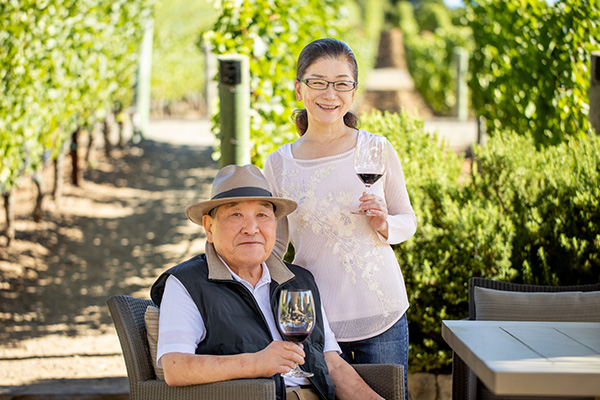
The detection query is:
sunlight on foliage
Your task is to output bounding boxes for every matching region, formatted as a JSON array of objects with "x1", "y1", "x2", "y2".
[
  {"x1": 151, "y1": 0, "x2": 217, "y2": 102},
  {"x1": 1, "y1": 0, "x2": 154, "y2": 193},
  {"x1": 466, "y1": 0, "x2": 599, "y2": 146}
]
